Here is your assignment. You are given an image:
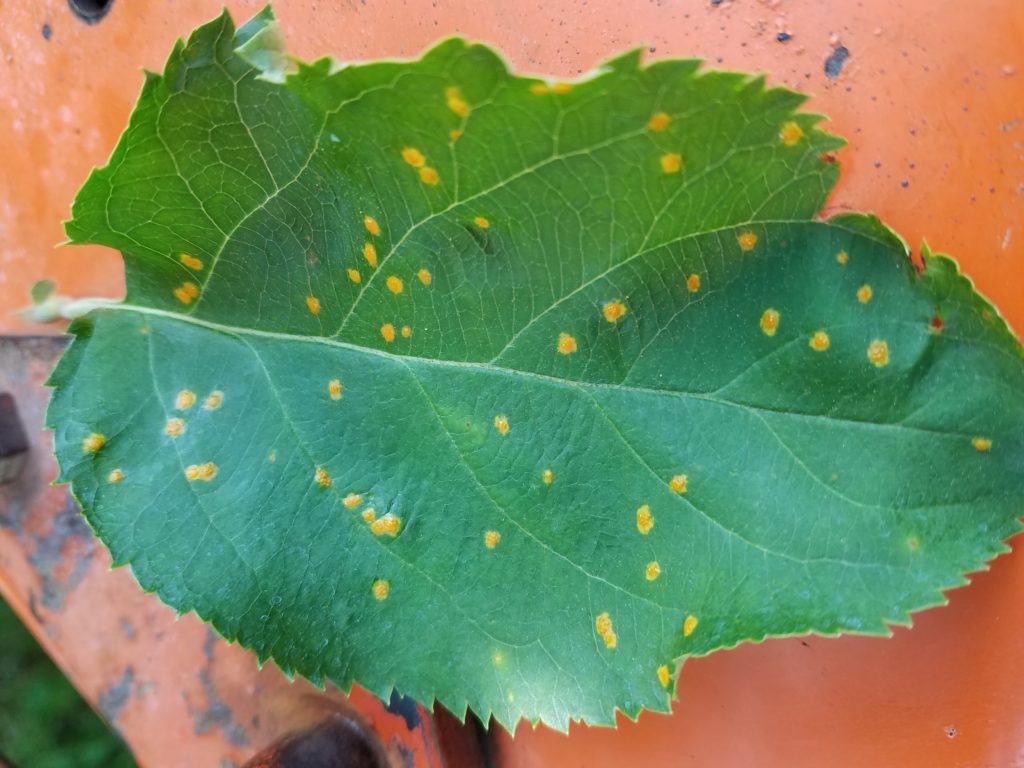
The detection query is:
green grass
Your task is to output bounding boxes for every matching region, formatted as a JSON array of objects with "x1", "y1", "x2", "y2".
[{"x1": 0, "y1": 597, "x2": 135, "y2": 768}]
